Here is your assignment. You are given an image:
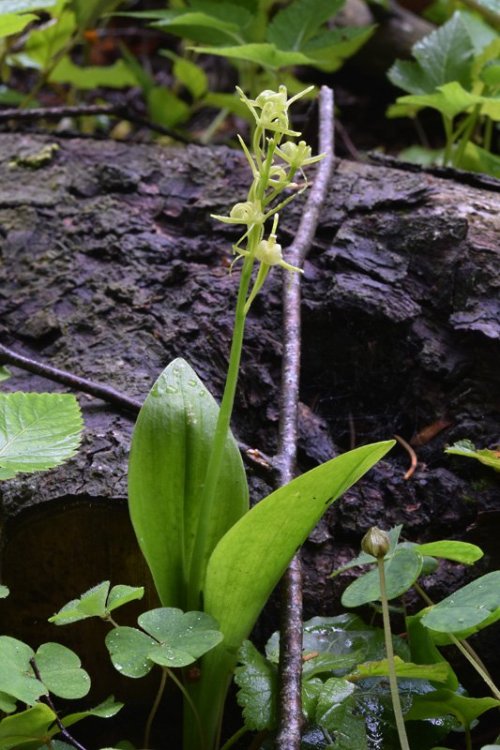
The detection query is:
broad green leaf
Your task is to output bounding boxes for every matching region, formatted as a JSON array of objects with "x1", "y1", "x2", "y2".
[
  {"x1": 300, "y1": 26, "x2": 375, "y2": 73},
  {"x1": 105, "y1": 627, "x2": 157, "y2": 678},
  {"x1": 0, "y1": 393, "x2": 82, "y2": 479},
  {"x1": 50, "y1": 57, "x2": 137, "y2": 89},
  {"x1": 0, "y1": 13, "x2": 37, "y2": 38},
  {"x1": 146, "y1": 86, "x2": 190, "y2": 128},
  {"x1": 446, "y1": 440, "x2": 500, "y2": 471},
  {"x1": 0, "y1": 704, "x2": 57, "y2": 750},
  {"x1": 459, "y1": 10, "x2": 498, "y2": 54},
  {"x1": 0, "y1": 1, "x2": 55, "y2": 11},
  {"x1": 62, "y1": 696, "x2": 123, "y2": 728},
  {"x1": 160, "y1": 50, "x2": 208, "y2": 99},
  {"x1": 397, "y1": 145, "x2": 446, "y2": 166},
  {"x1": 0, "y1": 637, "x2": 45, "y2": 706},
  {"x1": 481, "y1": 59, "x2": 500, "y2": 86},
  {"x1": 0, "y1": 585, "x2": 9, "y2": 598},
  {"x1": 0, "y1": 693, "x2": 16, "y2": 715},
  {"x1": 416, "y1": 540, "x2": 483, "y2": 564},
  {"x1": 0, "y1": 367, "x2": 11, "y2": 383},
  {"x1": 22, "y1": 8, "x2": 76, "y2": 69},
  {"x1": 341, "y1": 547, "x2": 423, "y2": 607},
  {"x1": 405, "y1": 689, "x2": 500, "y2": 726},
  {"x1": 49, "y1": 581, "x2": 110, "y2": 623},
  {"x1": 388, "y1": 81, "x2": 479, "y2": 121},
  {"x1": 192, "y1": 42, "x2": 314, "y2": 70},
  {"x1": 128, "y1": 358, "x2": 248, "y2": 610},
  {"x1": 315, "y1": 678, "x2": 366, "y2": 748},
  {"x1": 150, "y1": 10, "x2": 247, "y2": 46},
  {"x1": 267, "y1": 0, "x2": 343, "y2": 51},
  {"x1": 35, "y1": 643, "x2": 90, "y2": 699},
  {"x1": 421, "y1": 571, "x2": 500, "y2": 634},
  {"x1": 191, "y1": 441, "x2": 394, "y2": 749},
  {"x1": 234, "y1": 641, "x2": 277, "y2": 731},
  {"x1": 352, "y1": 656, "x2": 450, "y2": 682},
  {"x1": 388, "y1": 12, "x2": 474, "y2": 94}
]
